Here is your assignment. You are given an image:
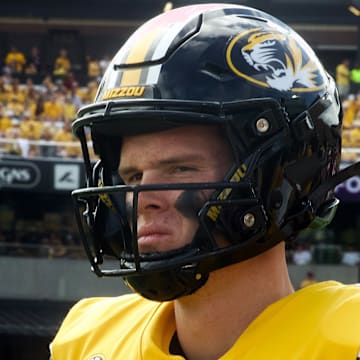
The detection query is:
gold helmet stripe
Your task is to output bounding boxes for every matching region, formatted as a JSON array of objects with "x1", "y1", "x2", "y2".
[
  {"x1": 118, "y1": 4, "x2": 229, "y2": 87},
  {"x1": 120, "y1": 28, "x2": 162, "y2": 86}
]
